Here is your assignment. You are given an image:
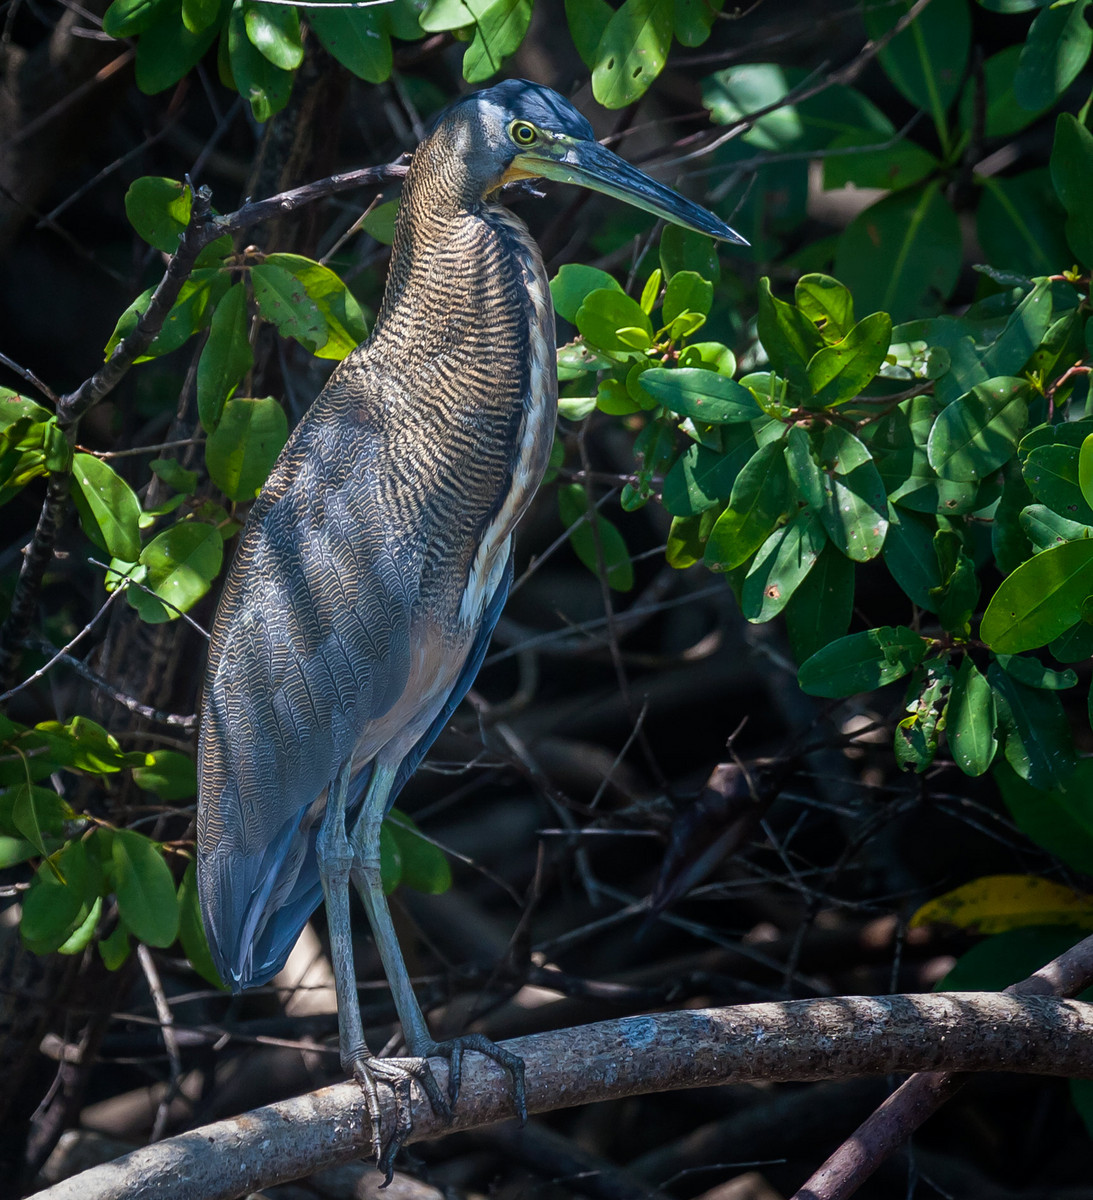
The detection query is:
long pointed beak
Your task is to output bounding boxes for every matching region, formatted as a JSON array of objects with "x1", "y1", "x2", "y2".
[{"x1": 523, "y1": 139, "x2": 748, "y2": 246}]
